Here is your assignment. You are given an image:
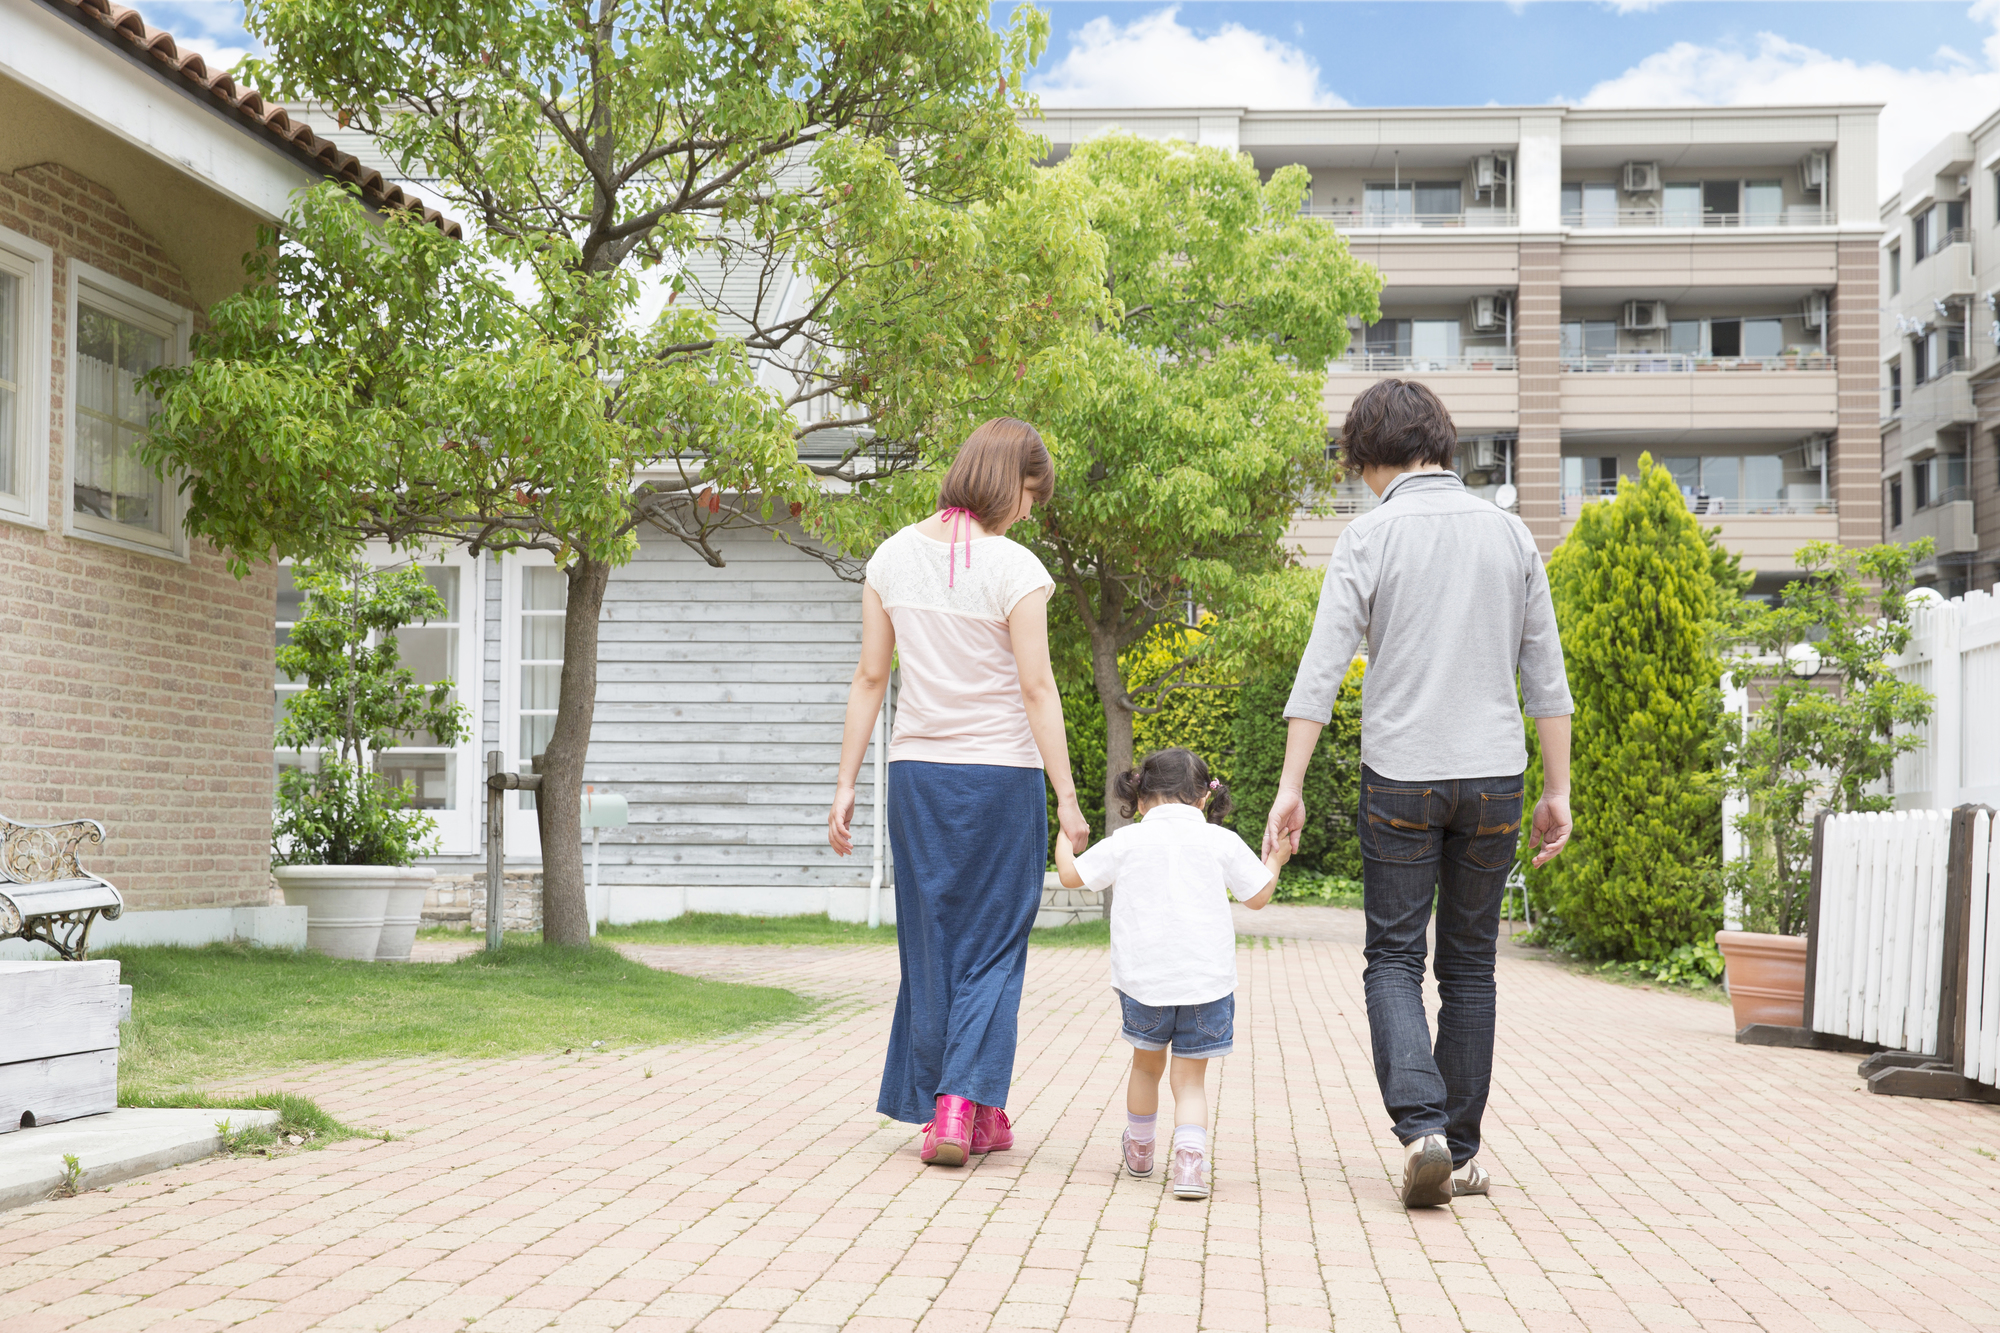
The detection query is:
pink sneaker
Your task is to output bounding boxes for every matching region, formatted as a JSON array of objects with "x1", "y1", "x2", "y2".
[
  {"x1": 1171, "y1": 1145, "x2": 1209, "y2": 1199},
  {"x1": 1121, "y1": 1130, "x2": 1155, "y2": 1178},
  {"x1": 920, "y1": 1095, "x2": 974, "y2": 1166},
  {"x1": 970, "y1": 1104, "x2": 1013, "y2": 1154}
]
